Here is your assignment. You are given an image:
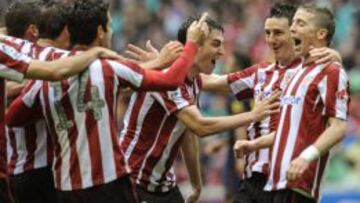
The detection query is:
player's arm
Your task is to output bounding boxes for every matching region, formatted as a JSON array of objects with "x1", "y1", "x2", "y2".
[
  {"x1": 180, "y1": 131, "x2": 202, "y2": 203},
  {"x1": 25, "y1": 47, "x2": 120, "y2": 81},
  {"x1": 287, "y1": 65, "x2": 349, "y2": 181},
  {"x1": 125, "y1": 40, "x2": 184, "y2": 70},
  {"x1": 233, "y1": 126, "x2": 248, "y2": 177},
  {"x1": 5, "y1": 82, "x2": 42, "y2": 127},
  {"x1": 233, "y1": 131, "x2": 275, "y2": 158},
  {"x1": 6, "y1": 80, "x2": 27, "y2": 98},
  {"x1": 309, "y1": 47, "x2": 343, "y2": 64},
  {"x1": 139, "y1": 13, "x2": 208, "y2": 90},
  {"x1": 176, "y1": 90, "x2": 280, "y2": 137},
  {"x1": 286, "y1": 118, "x2": 346, "y2": 181},
  {"x1": 200, "y1": 73, "x2": 230, "y2": 95}
]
